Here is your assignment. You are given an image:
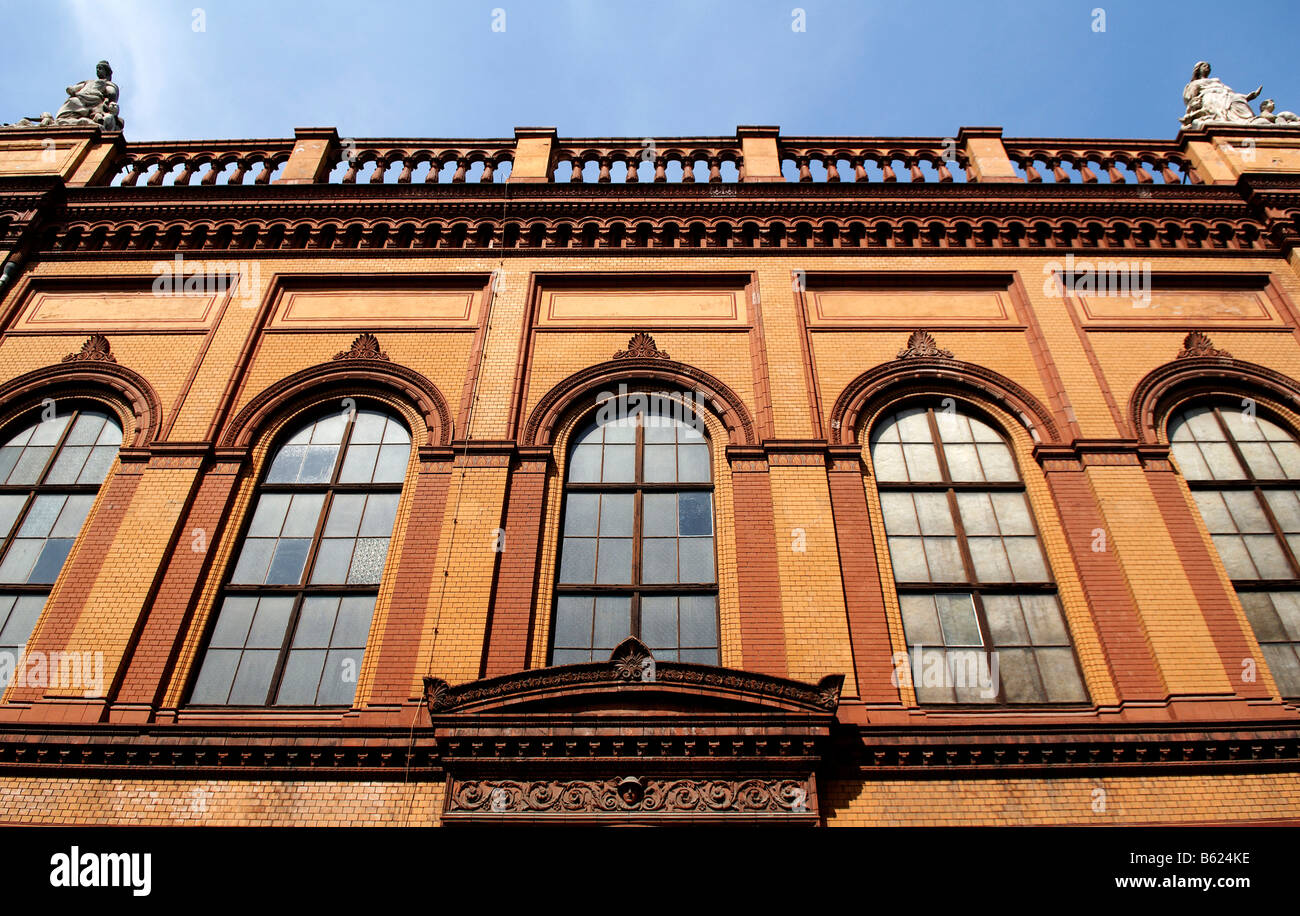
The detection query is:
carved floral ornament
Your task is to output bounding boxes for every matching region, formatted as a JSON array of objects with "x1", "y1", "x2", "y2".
[
  {"x1": 62, "y1": 334, "x2": 116, "y2": 364},
  {"x1": 445, "y1": 775, "x2": 812, "y2": 817},
  {"x1": 1176, "y1": 330, "x2": 1232, "y2": 360},
  {"x1": 613, "y1": 332, "x2": 671, "y2": 361},
  {"x1": 332, "y1": 332, "x2": 389, "y2": 361},
  {"x1": 896, "y1": 329, "x2": 953, "y2": 360}
]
